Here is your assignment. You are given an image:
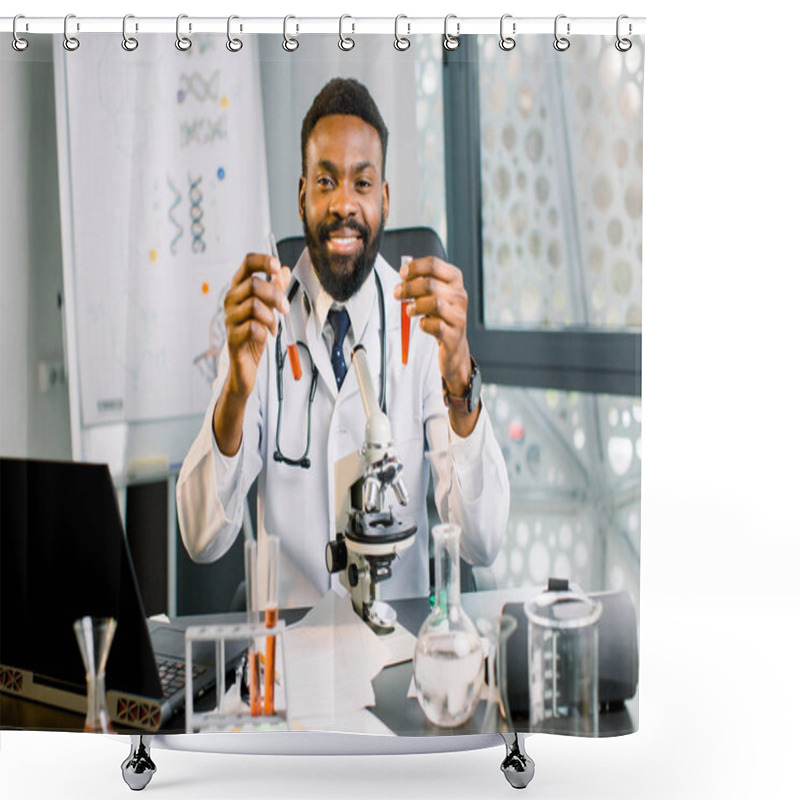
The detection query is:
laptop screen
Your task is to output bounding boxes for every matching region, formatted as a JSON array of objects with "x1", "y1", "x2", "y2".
[{"x1": 1, "y1": 457, "x2": 162, "y2": 699}]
